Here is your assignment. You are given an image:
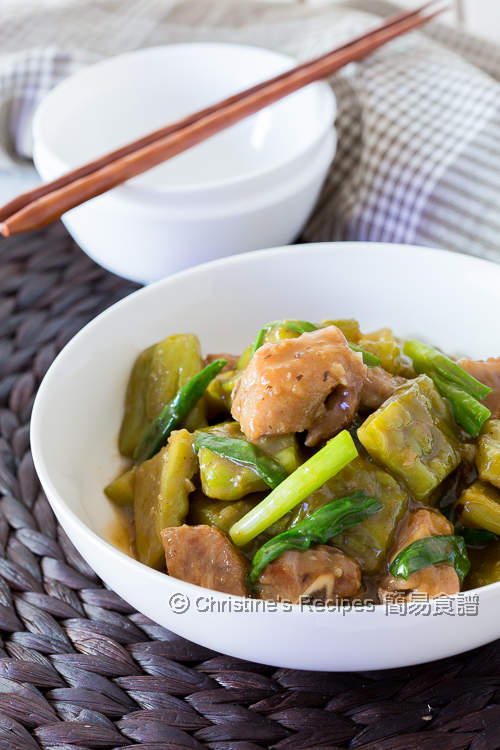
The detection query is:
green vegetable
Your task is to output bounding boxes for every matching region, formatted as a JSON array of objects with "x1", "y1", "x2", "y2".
[
  {"x1": 466, "y1": 541, "x2": 500, "y2": 588},
  {"x1": 318, "y1": 320, "x2": 382, "y2": 366},
  {"x1": 456, "y1": 525, "x2": 497, "y2": 547},
  {"x1": 118, "y1": 345, "x2": 155, "y2": 456},
  {"x1": 195, "y1": 431, "x2": 288, "y2": 490},
  {"x1": 133, "y1": 358, "x2": 226, "y2": 463},
  {"x1": 476, "y1": 419, "x2": 500, "y2": 489},
  {"x1": 229, "y1": 430, "x2": 358, "y2": 546},
  {"x1": 147, "y1": 334, "x2": 207, "y2": 432},
  {"x1": 119, "y1": 334, "x2": 206, "y2": 456},
  {"x1": 358, "y1": 328, "x2": 412, "y2": 376},
  {"x1": 104, "y1": 467, "x2": 136, "y2": 508},
  {"x1": 389, "y1": 534, "x2": 470, "y2": 583},
  {"x1": 348, "y1": 342, "x2": 381, "y2": 367},
  {"x1": 321, "y1": 318, "x2": 361, "y2": 343},
  {"x1": 404, "y1": 341, "x2": 491, "y2": 399},
  {"x1": 251, "y1": 320, "x2": 317, "y2": 356},
  {"x1": 404, "y1": 340, "x2": 491, "y2": 437},
  {"x1": 134, "y1": 429, "x2": 197, "y2": 569},
  {"x1": 187, "y1": 493, "x2": 290, "y2": 558},
  {"x1": 196, "y1": 422, "x2": 300, "y2": 500},
  {"x1": 456, "y1": 481, "x2": 500, "y2": 535},
  {"x1": 432, "y1": 374, "x2": 491, "y2": 439},
  {"x1": 250, "y1": 318, "x2": 380, "y2": 366},
  {"x1": 249, "y1": 490, "x2": 382, "y2": 583},
  {"x1": 188, "y1": 494, "x2": 260, "y2": 535},
  {"x1": 236, "y1": 345, "x2": 253, "y2": 370},
  {"x1": 205, "y1": 369, "x2": 241, "y2": 417},
  {"x1": 358, "y1": 374, "x2": 461, "y2": 501},
  {"x1": 289, "y1": 456, "x2": 408, "y2": 574}
]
